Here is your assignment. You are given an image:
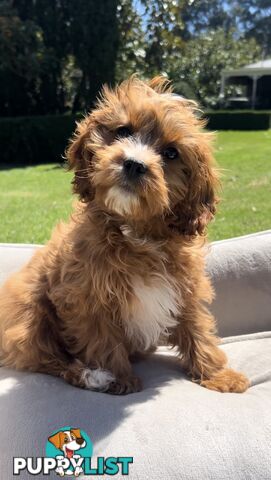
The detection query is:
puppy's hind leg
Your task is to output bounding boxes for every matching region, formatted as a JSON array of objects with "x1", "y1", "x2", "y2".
[{"x1": 0, "y1": 292, "x2": 113, "y2": 392}]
